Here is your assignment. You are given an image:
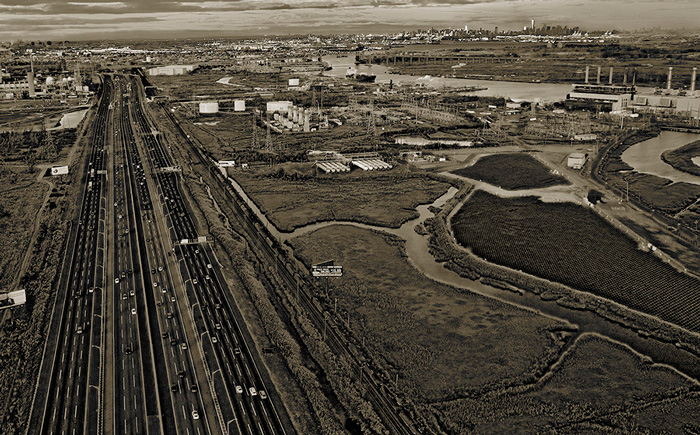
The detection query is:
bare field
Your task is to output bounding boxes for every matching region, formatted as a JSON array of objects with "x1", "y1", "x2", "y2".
[
  {"x1": 289, "y1": 225, "x2": 571, "y2": 402},
  {"x1": 436, "y1": 334, "x2": 698, "y2": 433},
  {"x1": 232, "y1": 166, "x2": 450, "y2": 231},
  {"x1": 0, "y1": 169, "x2": 47, "y2": 288}
]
